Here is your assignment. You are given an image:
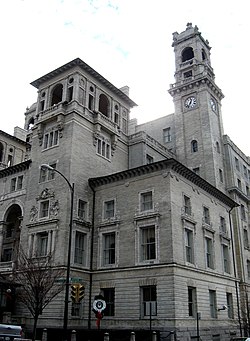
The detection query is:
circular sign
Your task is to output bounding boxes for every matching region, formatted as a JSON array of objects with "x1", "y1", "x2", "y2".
[{"x1": 93, "y1": 299, "x2": 106, "y2": 312}]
